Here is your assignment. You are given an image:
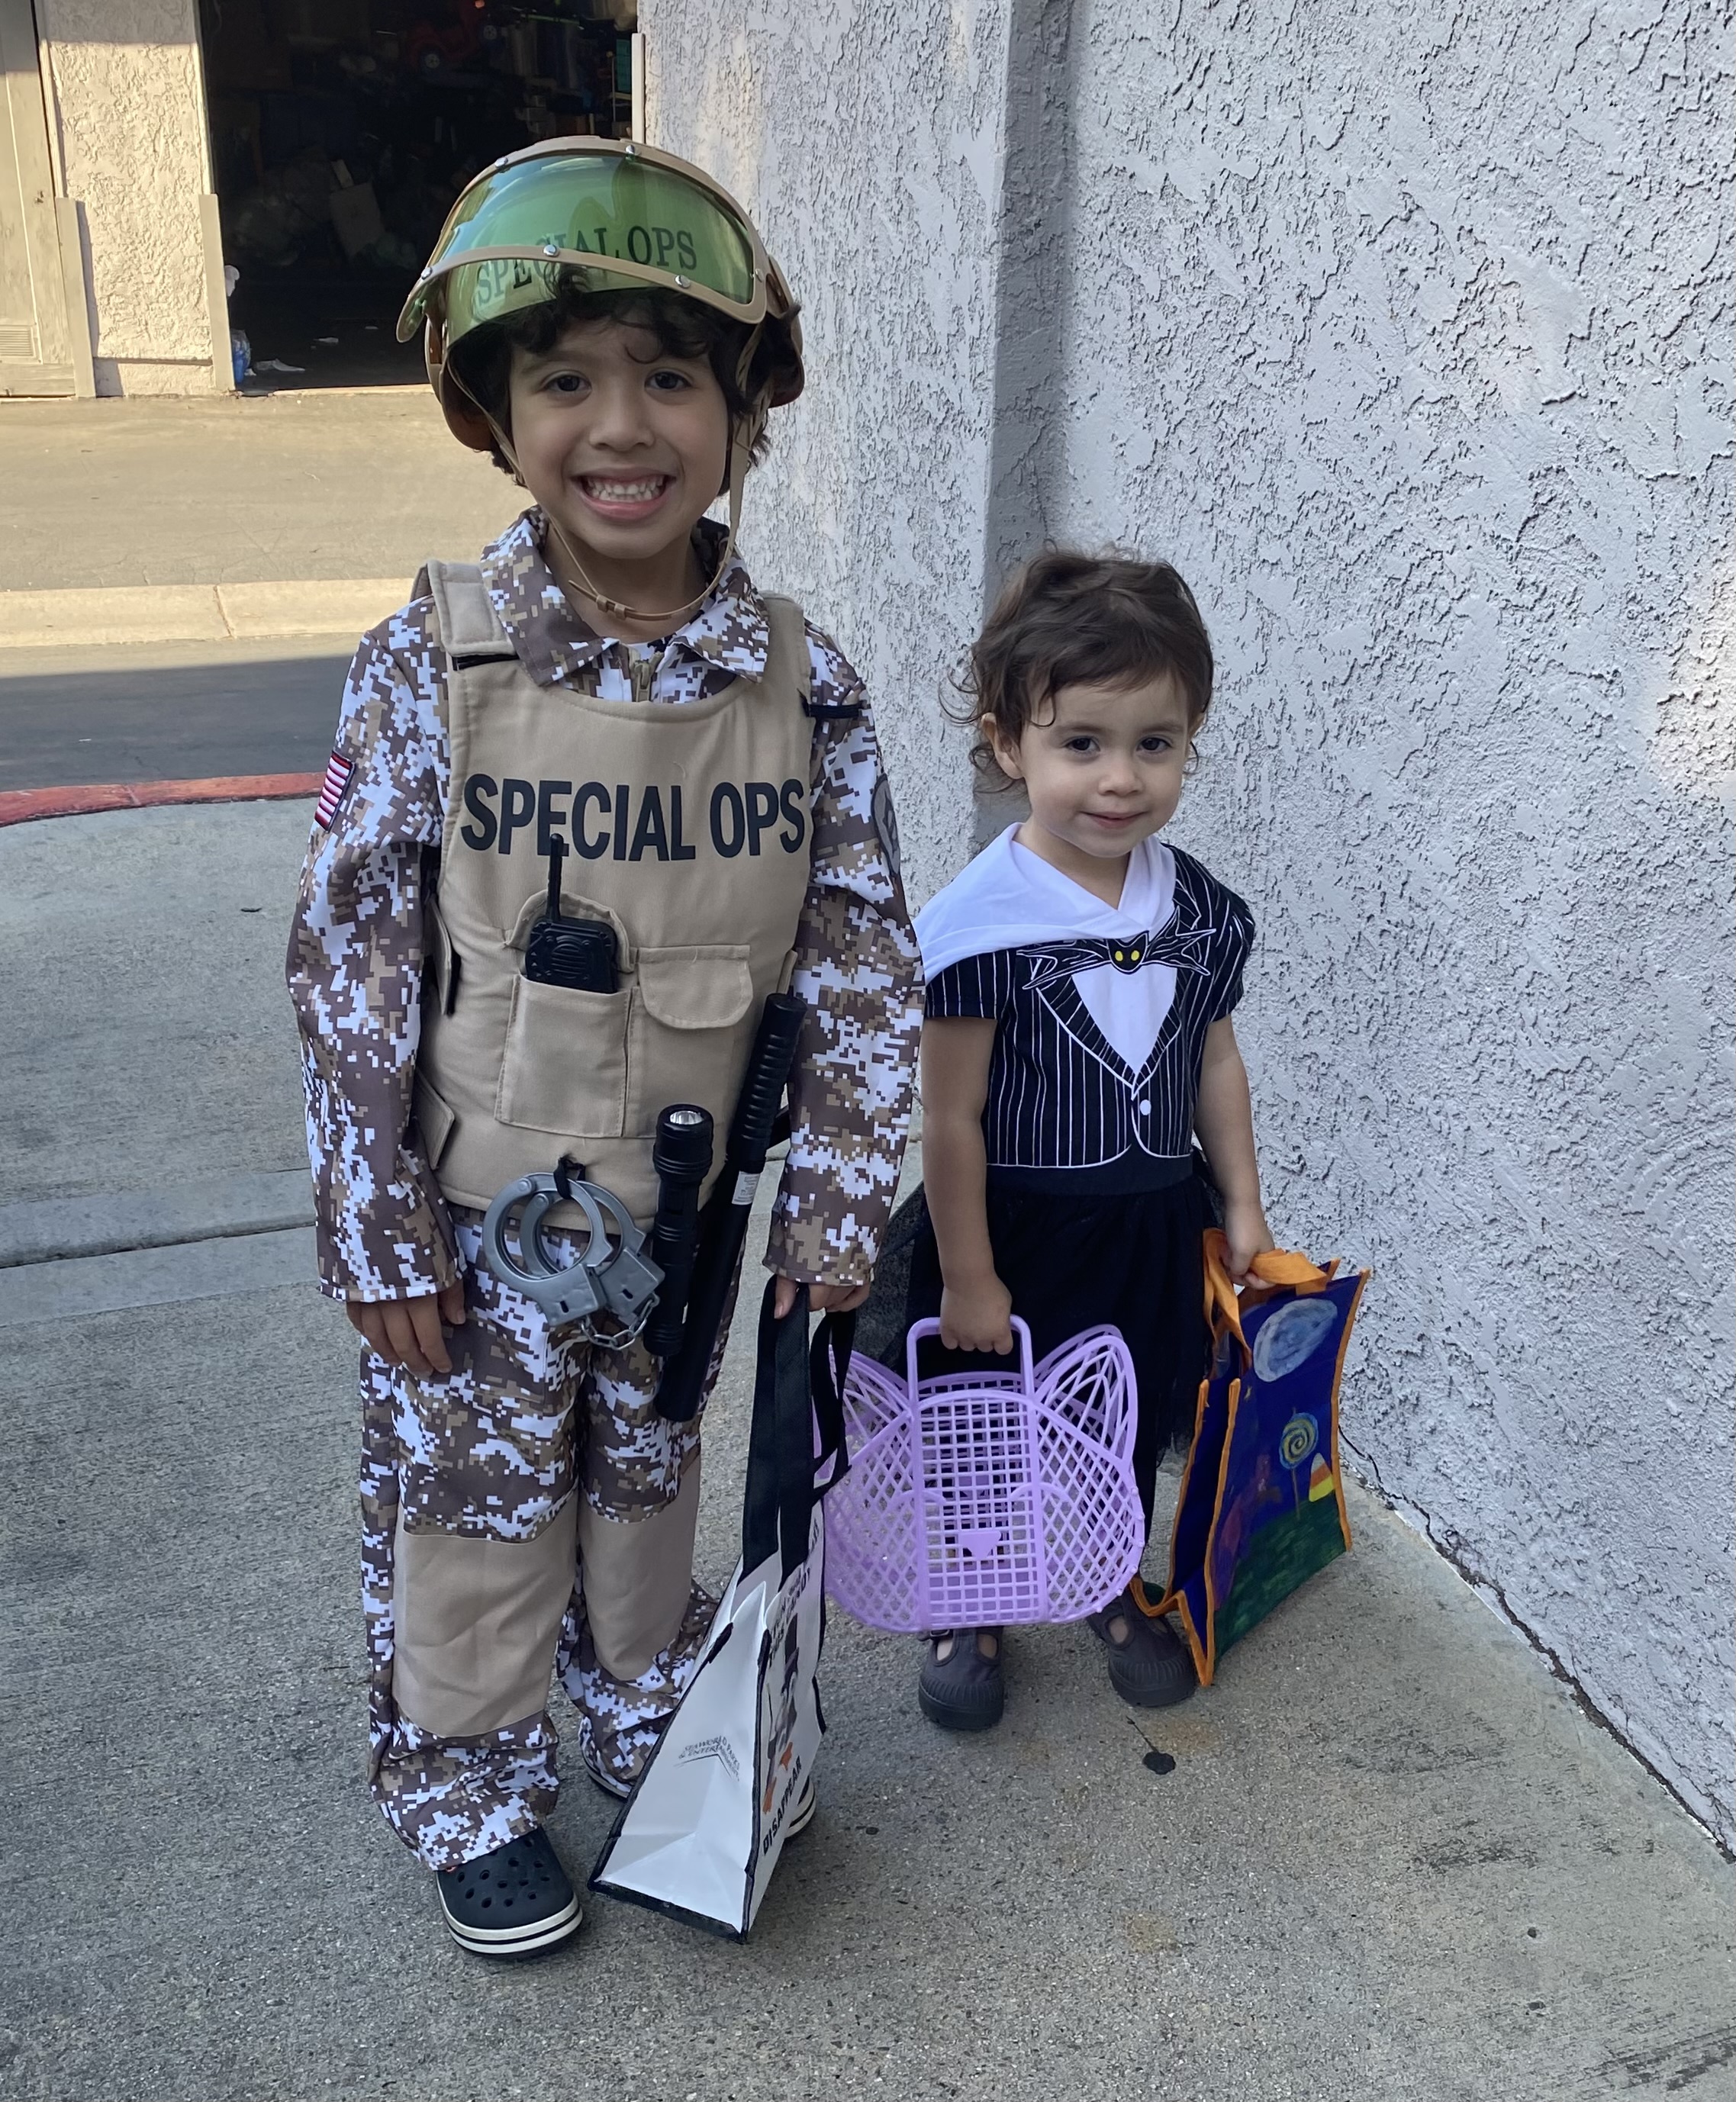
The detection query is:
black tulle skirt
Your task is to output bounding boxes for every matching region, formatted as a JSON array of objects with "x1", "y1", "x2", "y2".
[{"x1": 878, "y1": 1173, "x2": 1212, "y2": 1531}]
